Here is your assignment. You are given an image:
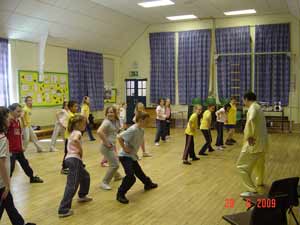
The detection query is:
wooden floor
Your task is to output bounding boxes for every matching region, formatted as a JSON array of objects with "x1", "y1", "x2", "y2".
[{"x1": 2, "y1": 128, "x2": 300, "y2": 225}]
